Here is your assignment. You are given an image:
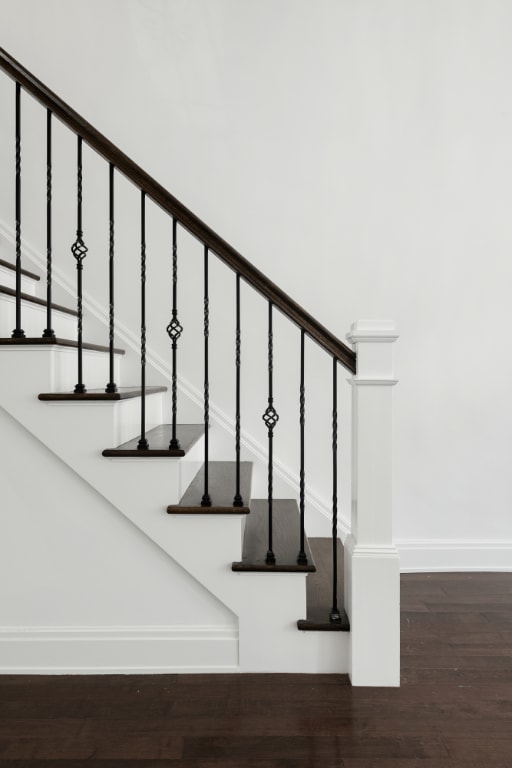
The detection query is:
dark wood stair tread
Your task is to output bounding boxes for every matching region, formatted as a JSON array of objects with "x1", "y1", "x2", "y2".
[
  {"x1": 232, "y1": 499, "x2": 315, "y2": 573},
  {"x1": 0, "y1": 337, "x2": 125, "y2": 354},
  {"x1": 167, "y1": 461, "x2": 251, "y2": 514},
  {"x1": 297, "y1": 537, "x2": 349, "y2": 631},
  {"x1": 103, "y1": 424, "x2": 204, "y2": 457},
  {"x1": 39, "y1": 386, "x2": 166, "y2": 401},
  {"x1": 0, "y1": 284, "x2": 77, "y2": 316},
  {"x1": 0, "y1": 258, "x2": 40, "y2": 281}
]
